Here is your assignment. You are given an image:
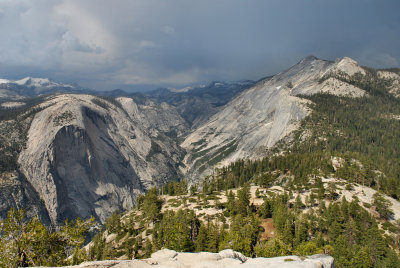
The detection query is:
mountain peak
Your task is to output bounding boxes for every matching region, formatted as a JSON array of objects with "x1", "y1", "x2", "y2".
[
  {"x1": 334, "y1": 56, "x2": 365, "y2": 76},
  {"x1": 14, "y1": 77, "x2": 53, "y2": 87},
  {"x1": 302, "y1": 55, "x2": 319, "y2": 61},
  {"x1": 0, "y1": 78, "x2": 11, "y2": 84},
  {"x1": 285, "y1": 55, "x2": 325, "y2": 74}
]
